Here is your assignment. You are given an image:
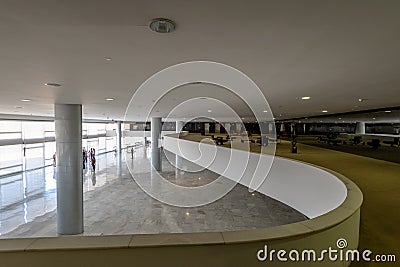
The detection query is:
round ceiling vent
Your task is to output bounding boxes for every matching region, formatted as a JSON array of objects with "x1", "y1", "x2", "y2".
[{"x1": 149, "y1": 18, "x2": 175, "y2": 33}]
